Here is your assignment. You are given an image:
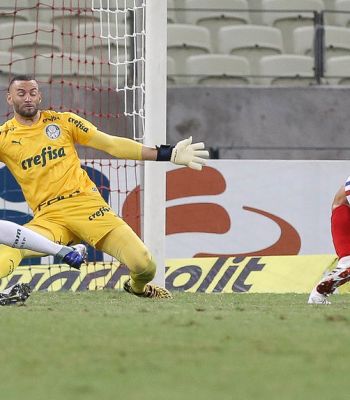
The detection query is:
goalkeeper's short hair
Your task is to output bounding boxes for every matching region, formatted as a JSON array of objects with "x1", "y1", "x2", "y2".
[{"x1": 8, "y1": 74, "x2": 37, "y2": 91}]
